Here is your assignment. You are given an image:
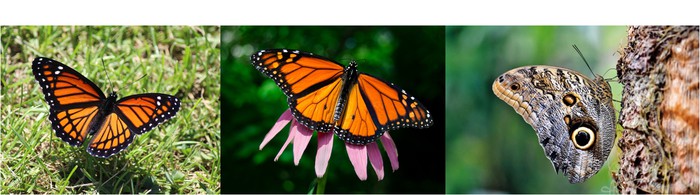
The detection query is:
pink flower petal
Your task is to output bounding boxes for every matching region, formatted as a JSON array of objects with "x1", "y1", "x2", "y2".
[
  {"x1": 346, "y1": 144, "x2": 368, "y2": 181},
  {"x1": 380, "y1": 132, "x2": 399, "y2": 171},
  {"x1": 260, "y1": 109, "x2": 293, "y2": 150},
  {"x1": 291, "y1": 120, "x2": 313, "y2": 166},
  {"x1": 367, "y1": 142, "x2": 384, "y2": 181},
  {"x1": 315, "y1": 132, "x2": 333, "y2": 178},
  {"x1": 274, "y1": 121, "x2": 297, "y2": 162}
]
